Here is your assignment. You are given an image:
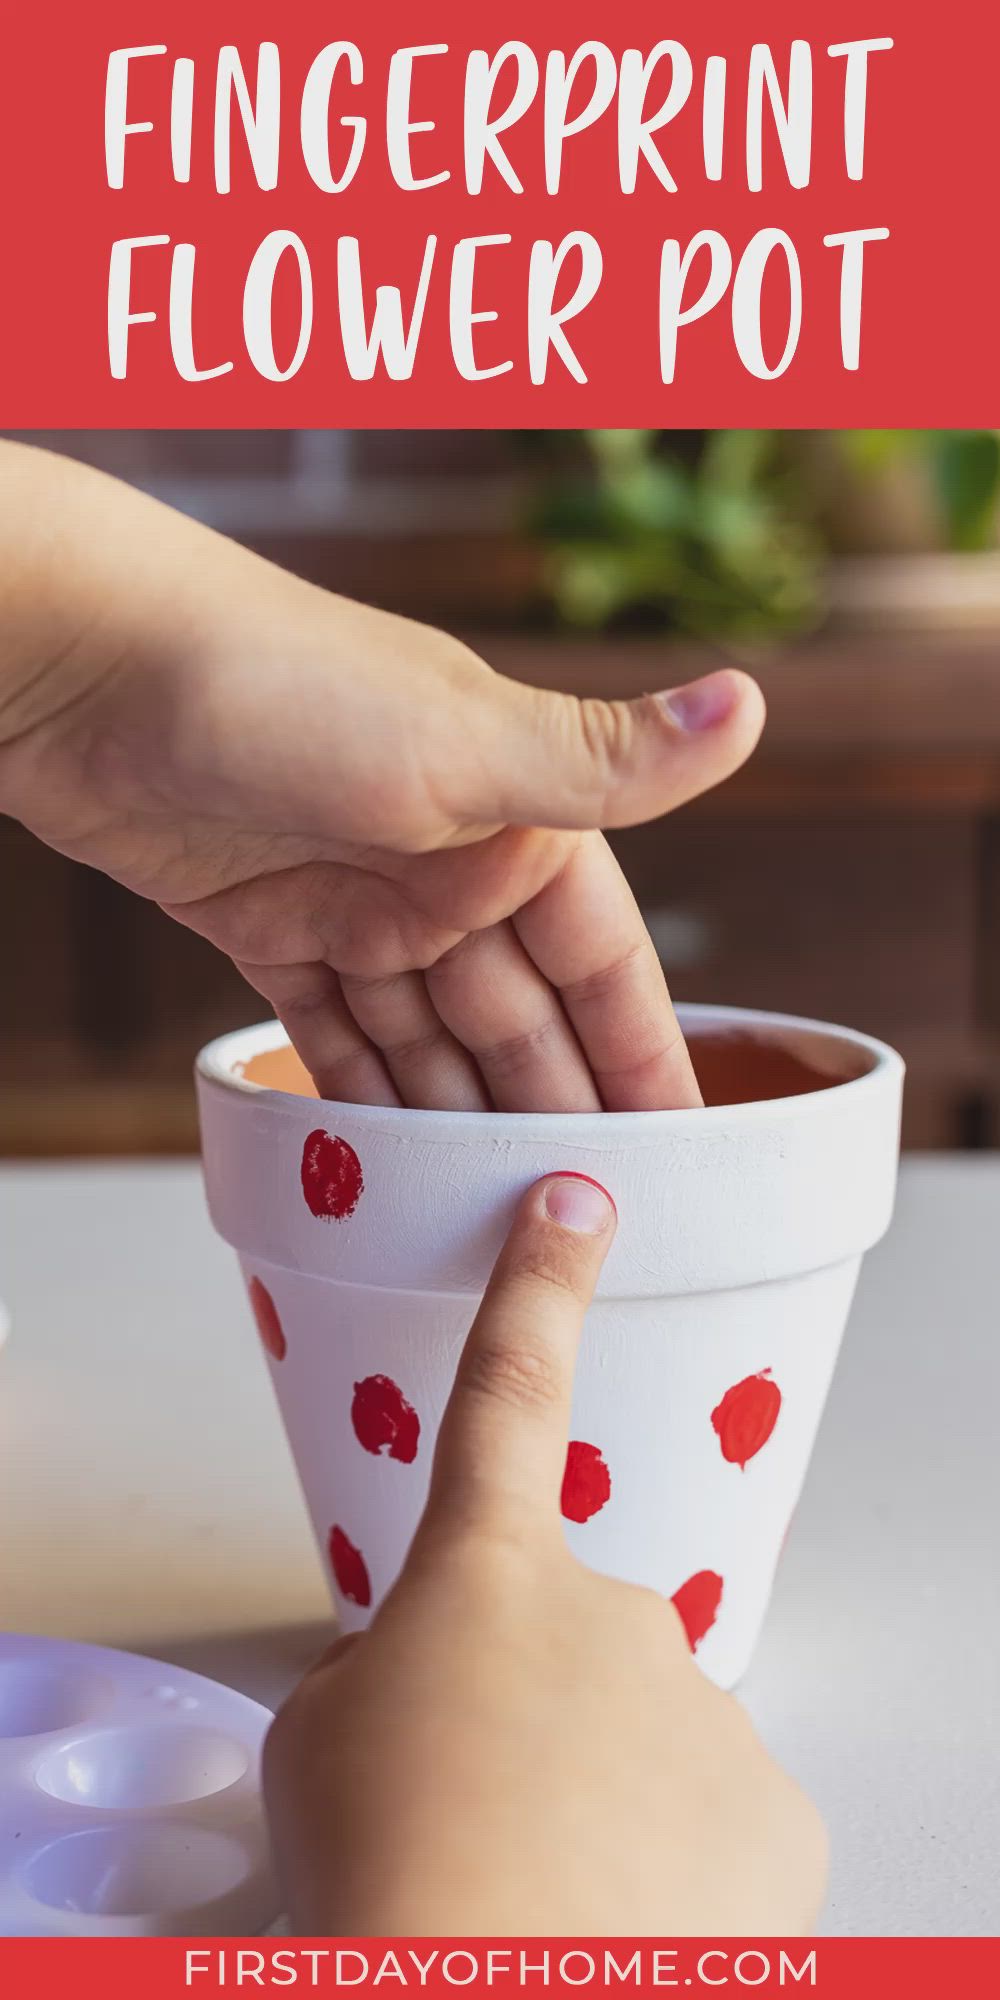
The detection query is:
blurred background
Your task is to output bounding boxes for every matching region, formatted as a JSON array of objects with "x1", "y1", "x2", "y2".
[{"x1": 4, "y1": 426, "x2": 1000, "y2": 1155}]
